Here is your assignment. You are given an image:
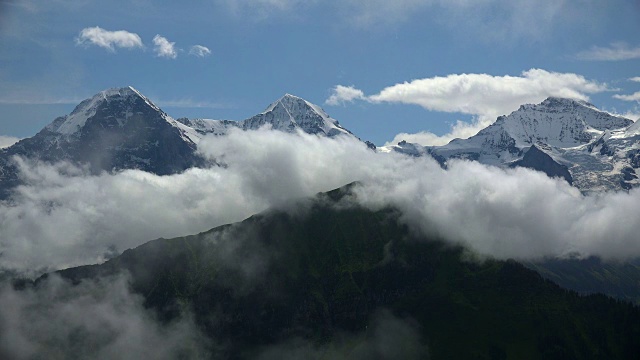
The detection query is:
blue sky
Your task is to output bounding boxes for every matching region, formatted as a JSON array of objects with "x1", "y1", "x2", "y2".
[{"x1": 1, "y1": 0, "x2": 639, "y2": 146}]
